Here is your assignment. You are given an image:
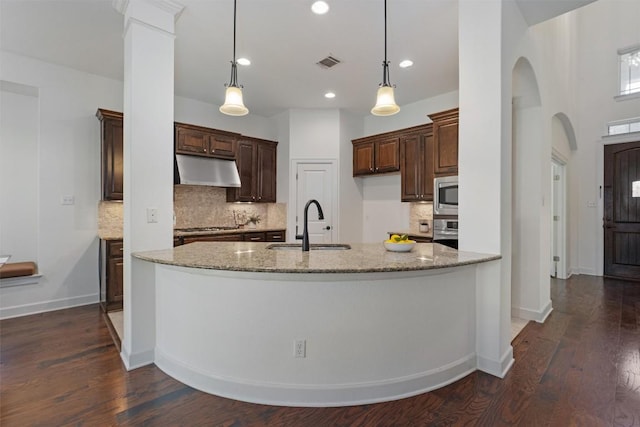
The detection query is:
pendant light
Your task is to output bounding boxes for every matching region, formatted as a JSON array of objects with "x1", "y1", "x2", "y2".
[
  {"x1": 371, "y1": 0, "x2": 400, "y2": 116},
  {"x1": 219, "y1": 0, "x2": 249, "y2": 116}
]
